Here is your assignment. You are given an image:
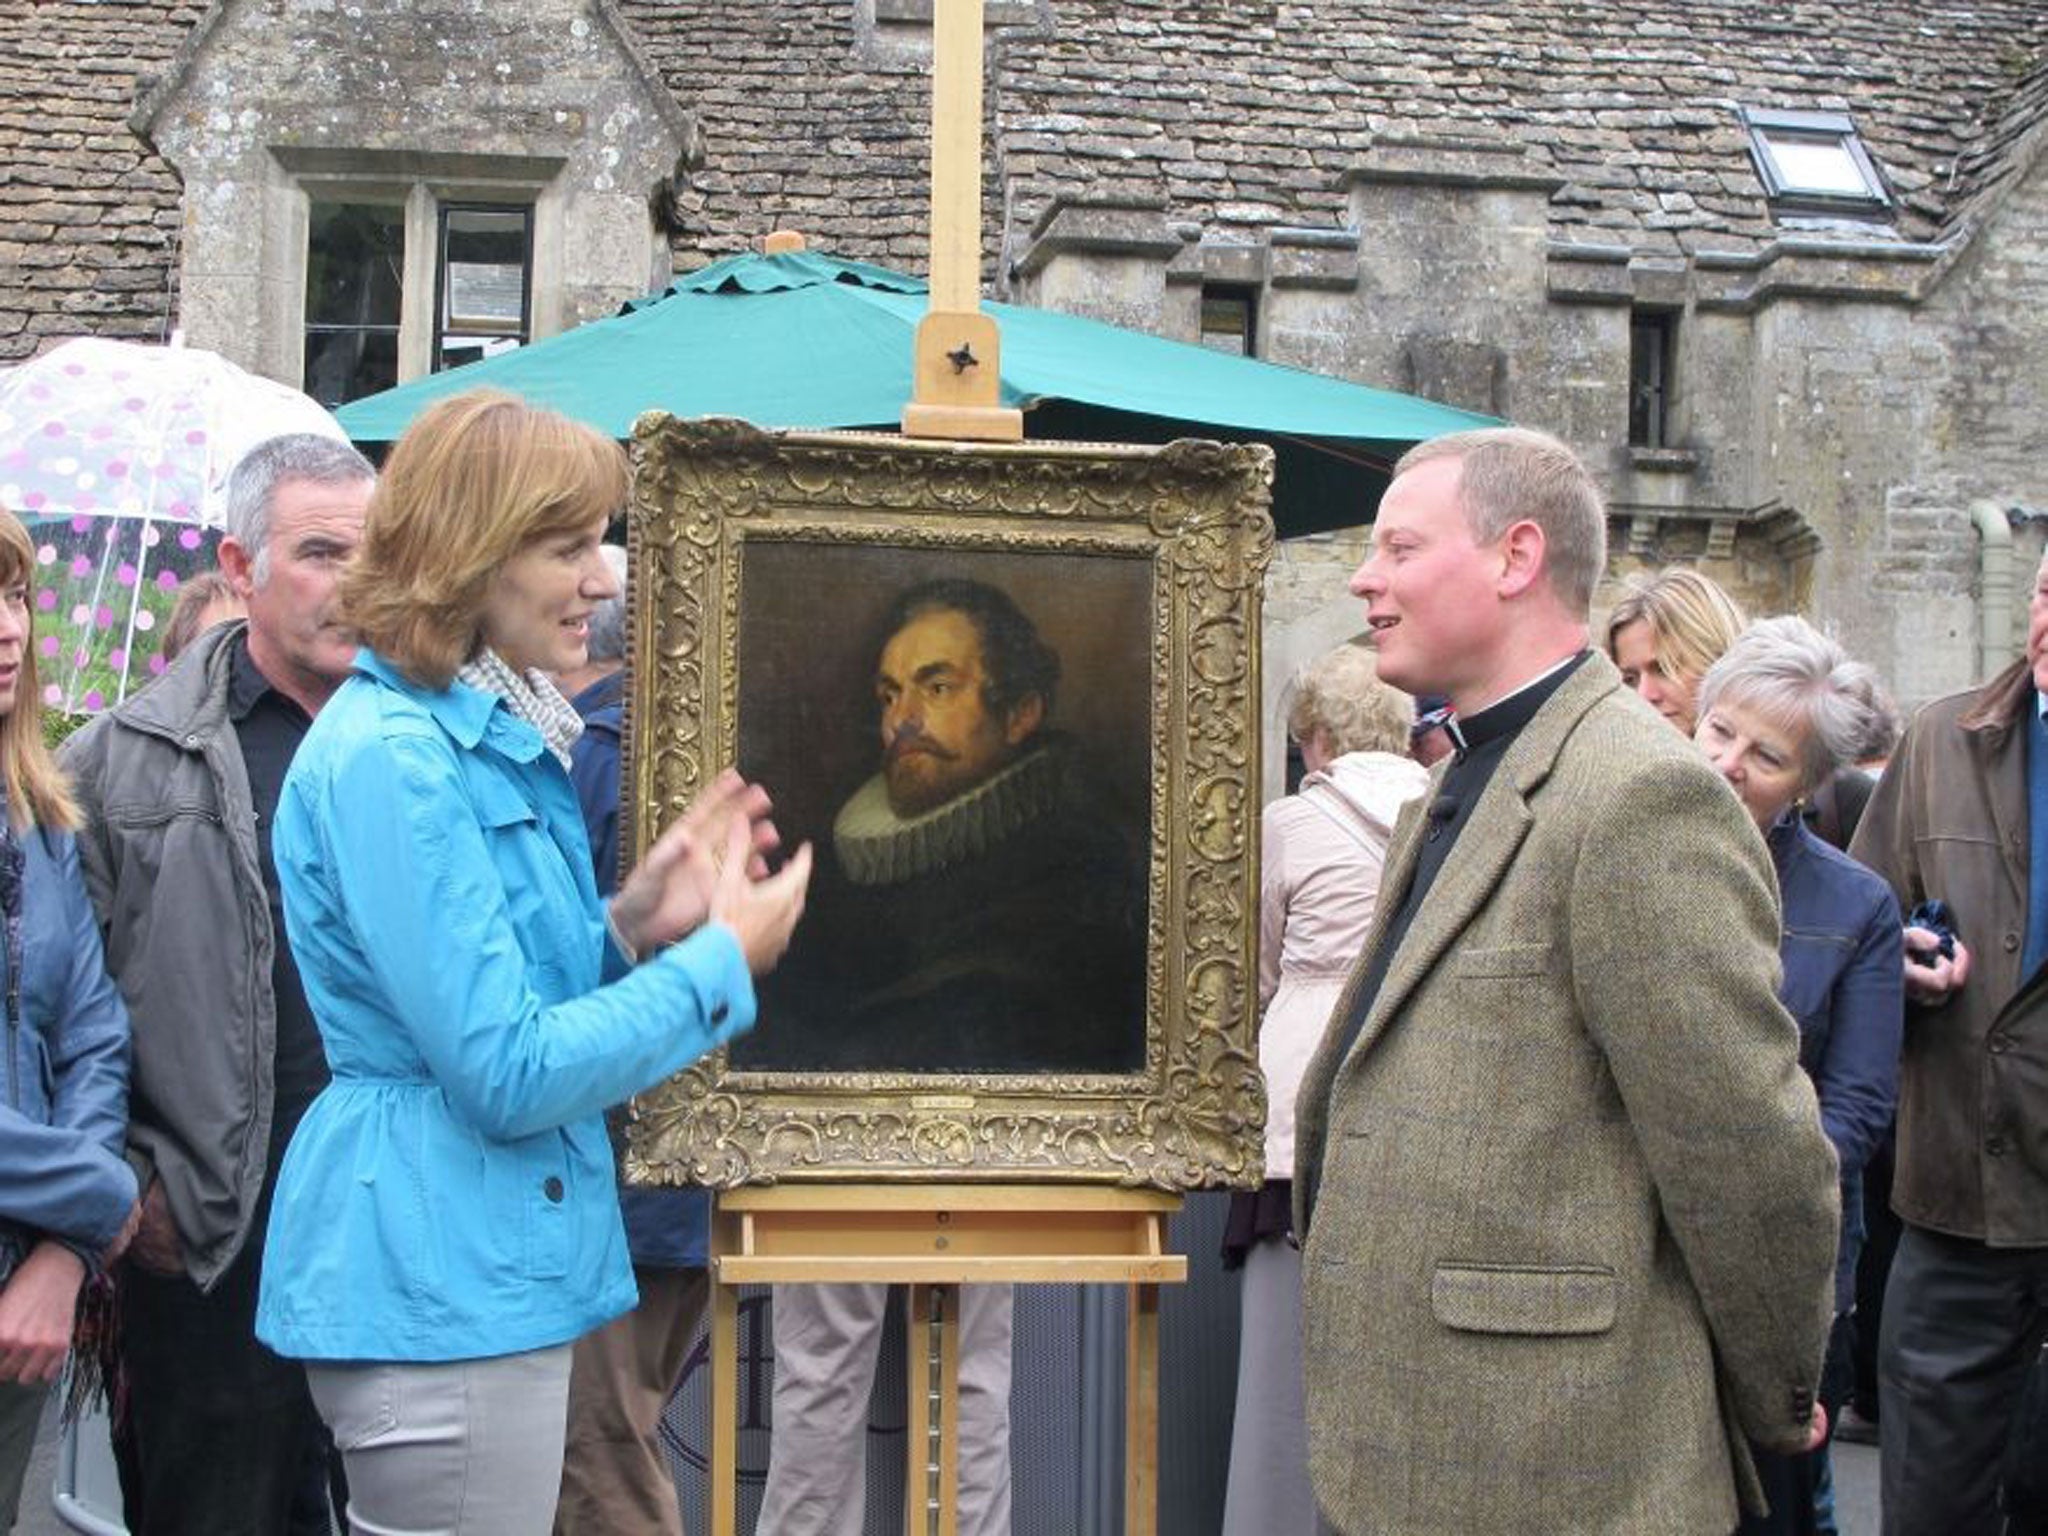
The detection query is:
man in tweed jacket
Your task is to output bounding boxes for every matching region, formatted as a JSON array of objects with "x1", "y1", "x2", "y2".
[{"x1": 1293, "y1": 428, "x2": 1839, "y2": 1534}]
